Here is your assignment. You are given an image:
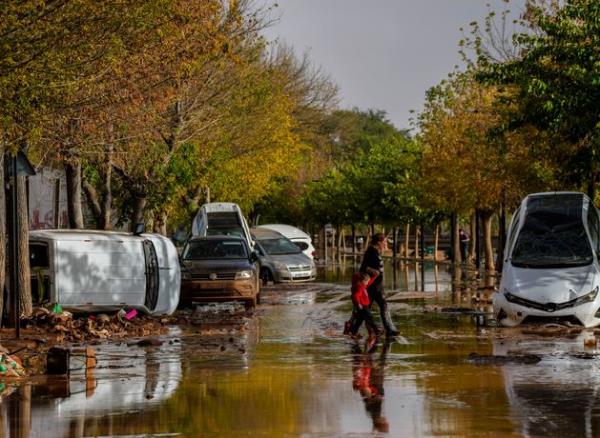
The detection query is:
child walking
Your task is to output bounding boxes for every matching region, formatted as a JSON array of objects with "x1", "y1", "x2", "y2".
[{"x1": 345, "y1": 270, "x2": 381, "y2": 338}]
